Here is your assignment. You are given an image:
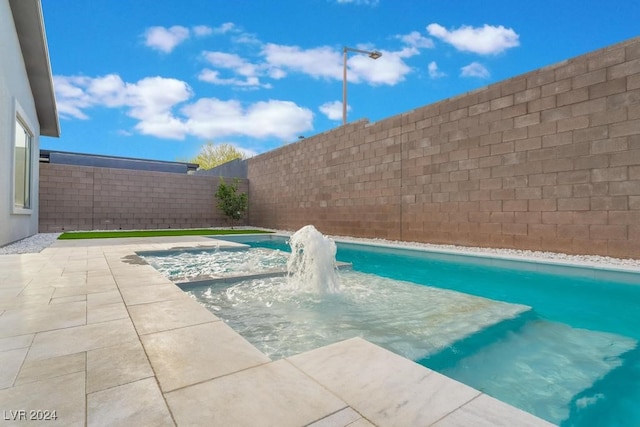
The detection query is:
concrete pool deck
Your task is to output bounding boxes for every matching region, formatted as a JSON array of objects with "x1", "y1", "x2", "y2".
[{"x1": 0, "y1": 236, "x2": 554, "y2": 426}]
